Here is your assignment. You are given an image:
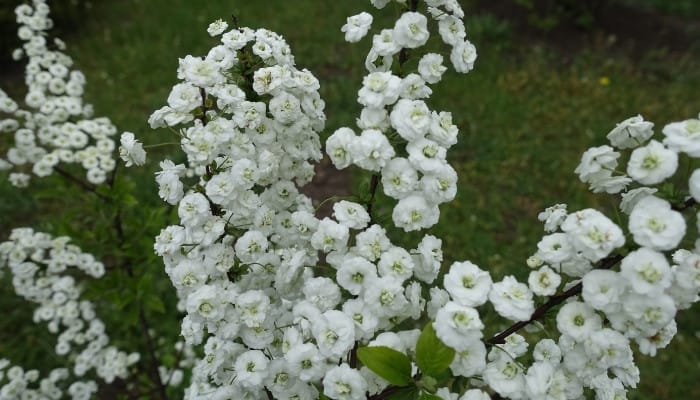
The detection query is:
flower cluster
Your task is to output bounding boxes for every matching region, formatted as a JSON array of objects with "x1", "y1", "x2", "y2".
[
  {"x1": 489, "y1": 114, "x2": 700, "y2": 400},
  {"x1": 0, "y1": 228, "x2": 139, "y2": 395},
  {"x1": 0, "y1": 0, "x2": 125, "y2": 187},
  {"x1": 0, "y1": 361, "x2": 96, "y2": 400},
  {"x1": 3, "y1": 0, "x2": 699, "y2": 399},
  {"x1": 149, "y1": 20, "x2": 339, "y2": 398},
  {"x1": 148, "y1": 2, "x2": 700, "y2": 399},
  {"x1": 329, "y1": 0, "x2": 475, "y2": 232}
]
